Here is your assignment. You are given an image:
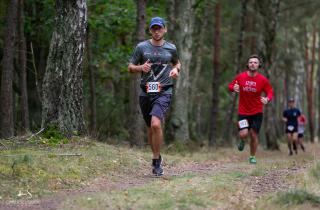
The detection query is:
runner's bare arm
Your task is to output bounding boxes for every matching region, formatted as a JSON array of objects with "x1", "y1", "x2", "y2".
[
  {"x1": 128, "y1": 59, "x2": 151, "y2": 73},
  {"x1": 172, "y1": 60, "x2": 181, "y2": 72},
  {"x1": 169, "y1": 60, "x2": 181, "y2": 78},
  {"x1": 282, "y1": 117, "x2": 288, "y2": 122}
]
